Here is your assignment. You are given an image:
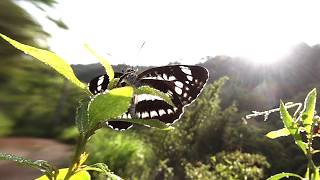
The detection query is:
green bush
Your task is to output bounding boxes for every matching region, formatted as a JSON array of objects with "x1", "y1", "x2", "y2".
[
  {"x1": 87, "y1": 128, "x2": 157, "y2": 179},
  {"x1": 184, "y1": 151, "x2": 270, "y2": 180}
]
